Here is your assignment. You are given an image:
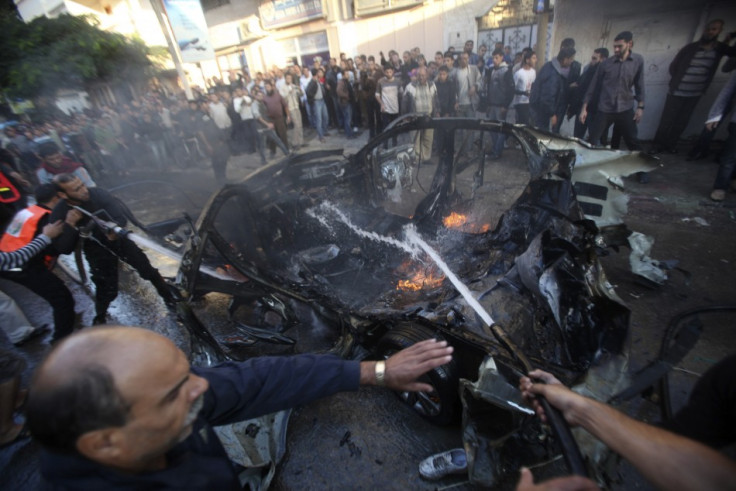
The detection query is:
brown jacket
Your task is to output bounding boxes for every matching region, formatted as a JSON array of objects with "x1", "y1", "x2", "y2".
[{"x1": 337, "y1": 77, "x2": 354, "y2": 105}]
